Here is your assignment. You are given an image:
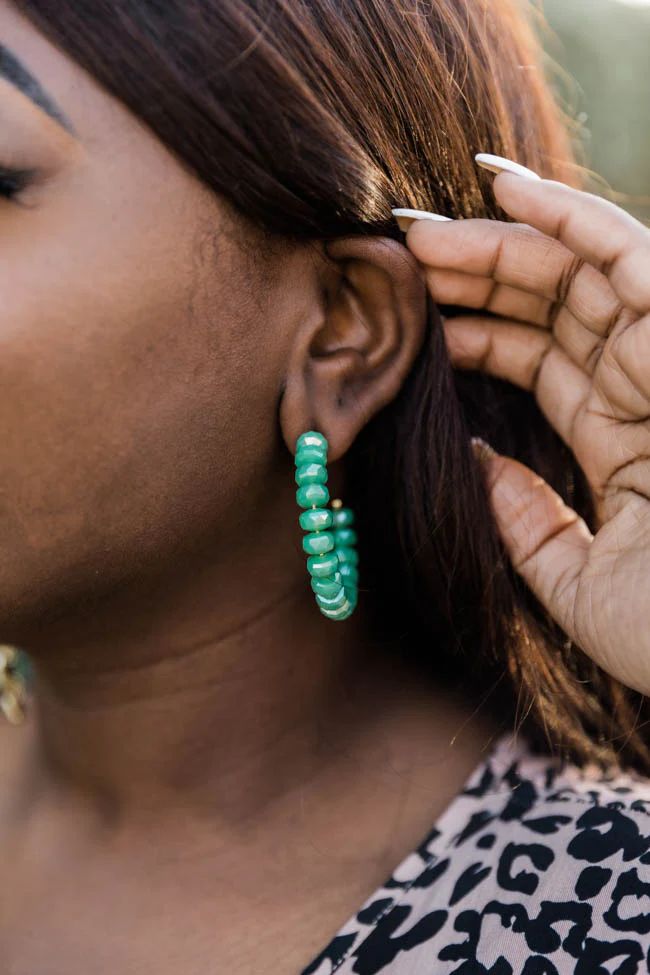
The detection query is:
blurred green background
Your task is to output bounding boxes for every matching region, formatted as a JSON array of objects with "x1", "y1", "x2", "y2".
[{"x1": 540, "y1": 0, "x2": 650, "y2": 222}]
